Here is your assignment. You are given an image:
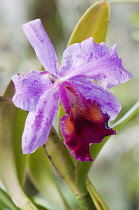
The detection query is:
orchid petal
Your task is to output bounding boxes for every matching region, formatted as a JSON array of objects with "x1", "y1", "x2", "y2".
[
  {"x1": 58, "y1": 79, "x2": 121, "y2": 121},
  {"x1": 12, "y1": 70, "x2": 53, "y2": 112},
  {"x1": 71, "y1": 77, "x2": 121, "y2": 121},
  {"x1": 59, "y1": 81, "x2": 115, "y2": 161},
  {"x1": 60, "y1": 37, "x2": 132, "y2": 89},
  {"x1": 22, "y1": 88, "x2": 59, "y2": 154},
  {"x1": 22, "y1": 19, "x2": 58, "y2": 76}
]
